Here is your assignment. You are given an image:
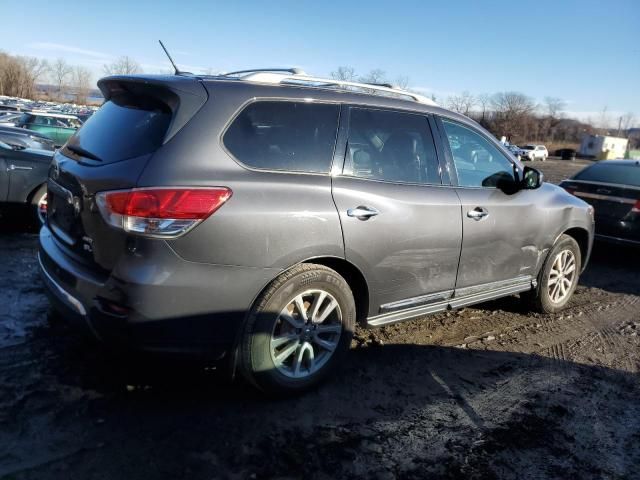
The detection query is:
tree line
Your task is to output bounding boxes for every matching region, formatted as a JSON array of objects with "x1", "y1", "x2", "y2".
[
  {"x1": 0, "y1": 51, "x2": 141, "y2": 104},
  {"x1": 1, "y1": 54, "x2": 636, "y2": 147}
]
